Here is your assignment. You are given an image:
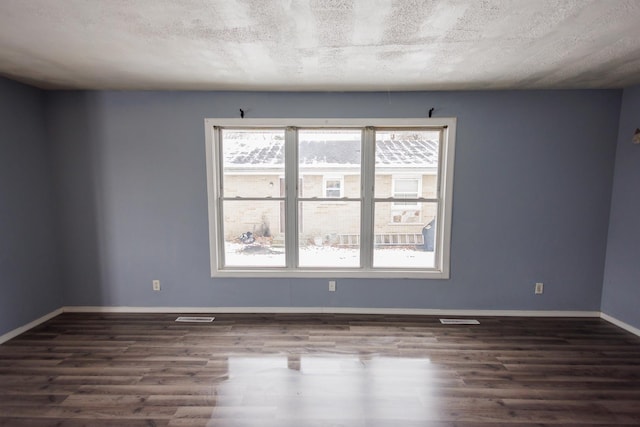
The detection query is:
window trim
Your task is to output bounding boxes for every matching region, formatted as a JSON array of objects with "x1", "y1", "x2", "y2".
[{"x1": 204, "y1": 118, "x2": 456, "y2": 279}]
